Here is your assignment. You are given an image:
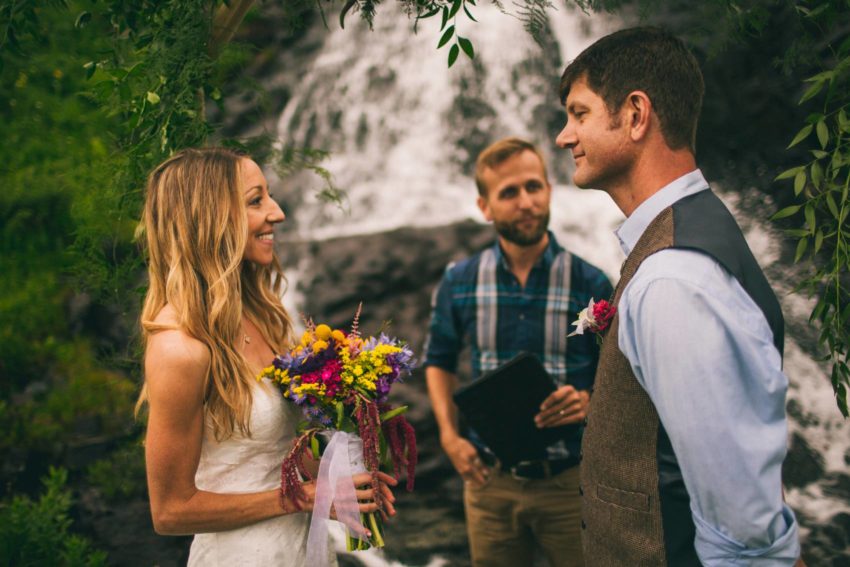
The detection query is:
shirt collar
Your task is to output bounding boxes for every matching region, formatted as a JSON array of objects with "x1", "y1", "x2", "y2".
[
  {"x1": 493, "y1": 230, "x2": 563, "y2": 271},
  {"x1": 615, "y1": 169, "x2": 709, "y2": 256}
]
